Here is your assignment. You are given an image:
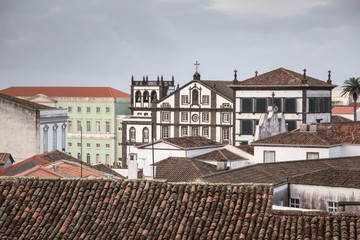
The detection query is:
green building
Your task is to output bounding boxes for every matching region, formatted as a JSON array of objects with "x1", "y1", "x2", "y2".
[{"x1": 0, "y1": 87, "x2": 130, "y2": 167}]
